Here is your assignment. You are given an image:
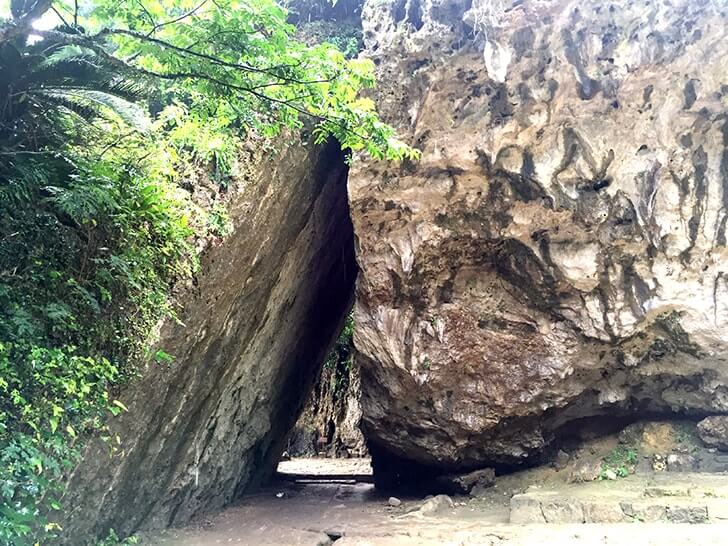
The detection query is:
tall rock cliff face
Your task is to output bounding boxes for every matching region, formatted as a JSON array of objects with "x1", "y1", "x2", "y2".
[
  {"x1": 350, "y1": 0, "x2": 728, "y2": 478},
  {"x1": 61, "y1": 139, "x2": 356, "y2": 541}
]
